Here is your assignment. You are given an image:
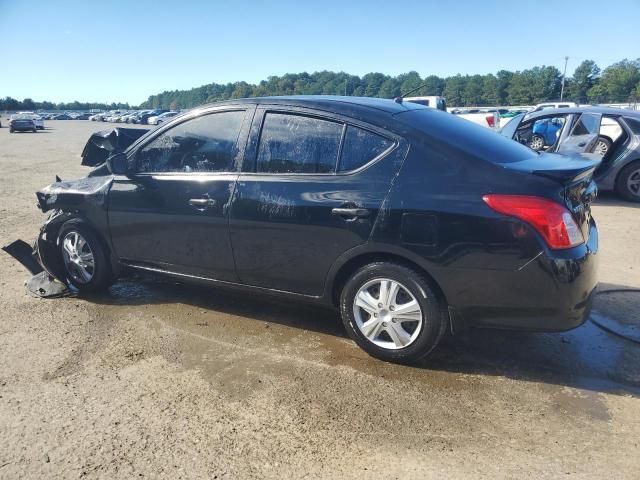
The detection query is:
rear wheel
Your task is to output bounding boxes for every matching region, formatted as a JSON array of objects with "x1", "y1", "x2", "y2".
[
  {"x1": 58, "y1": 221, "x2": 112, "y2": 292},
  {"x1": 616, "y1": 161, "x2": 640, "y2": 202},
  {"x1": 340, "y1": 262, "x2": 447, "y2": 363}
]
